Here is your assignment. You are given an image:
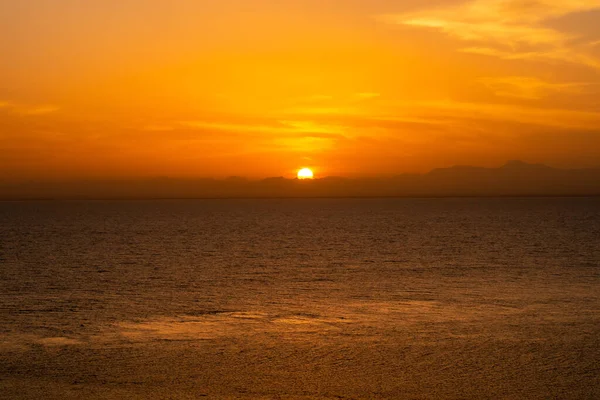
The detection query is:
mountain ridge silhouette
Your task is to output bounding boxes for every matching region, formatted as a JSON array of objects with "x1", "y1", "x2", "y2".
[{"x1": 2, "y1": 161, "x2": 599, "y2": 199}]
